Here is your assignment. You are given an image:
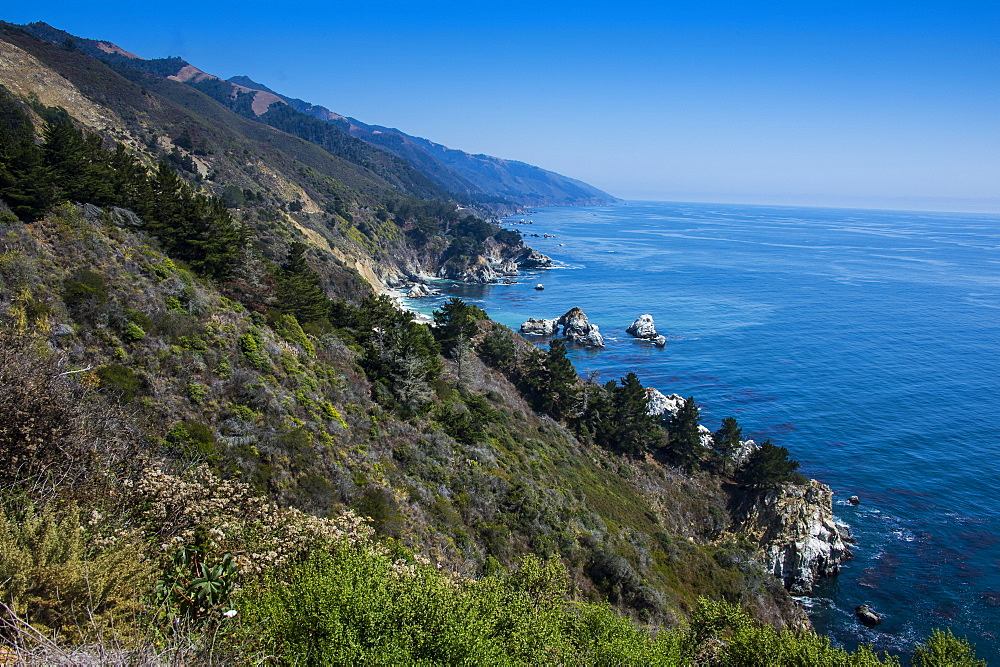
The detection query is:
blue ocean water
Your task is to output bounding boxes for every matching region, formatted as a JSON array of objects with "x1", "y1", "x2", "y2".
[{"x1": 403, "y1": 200, "x2": 1000, "y2": 660}]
